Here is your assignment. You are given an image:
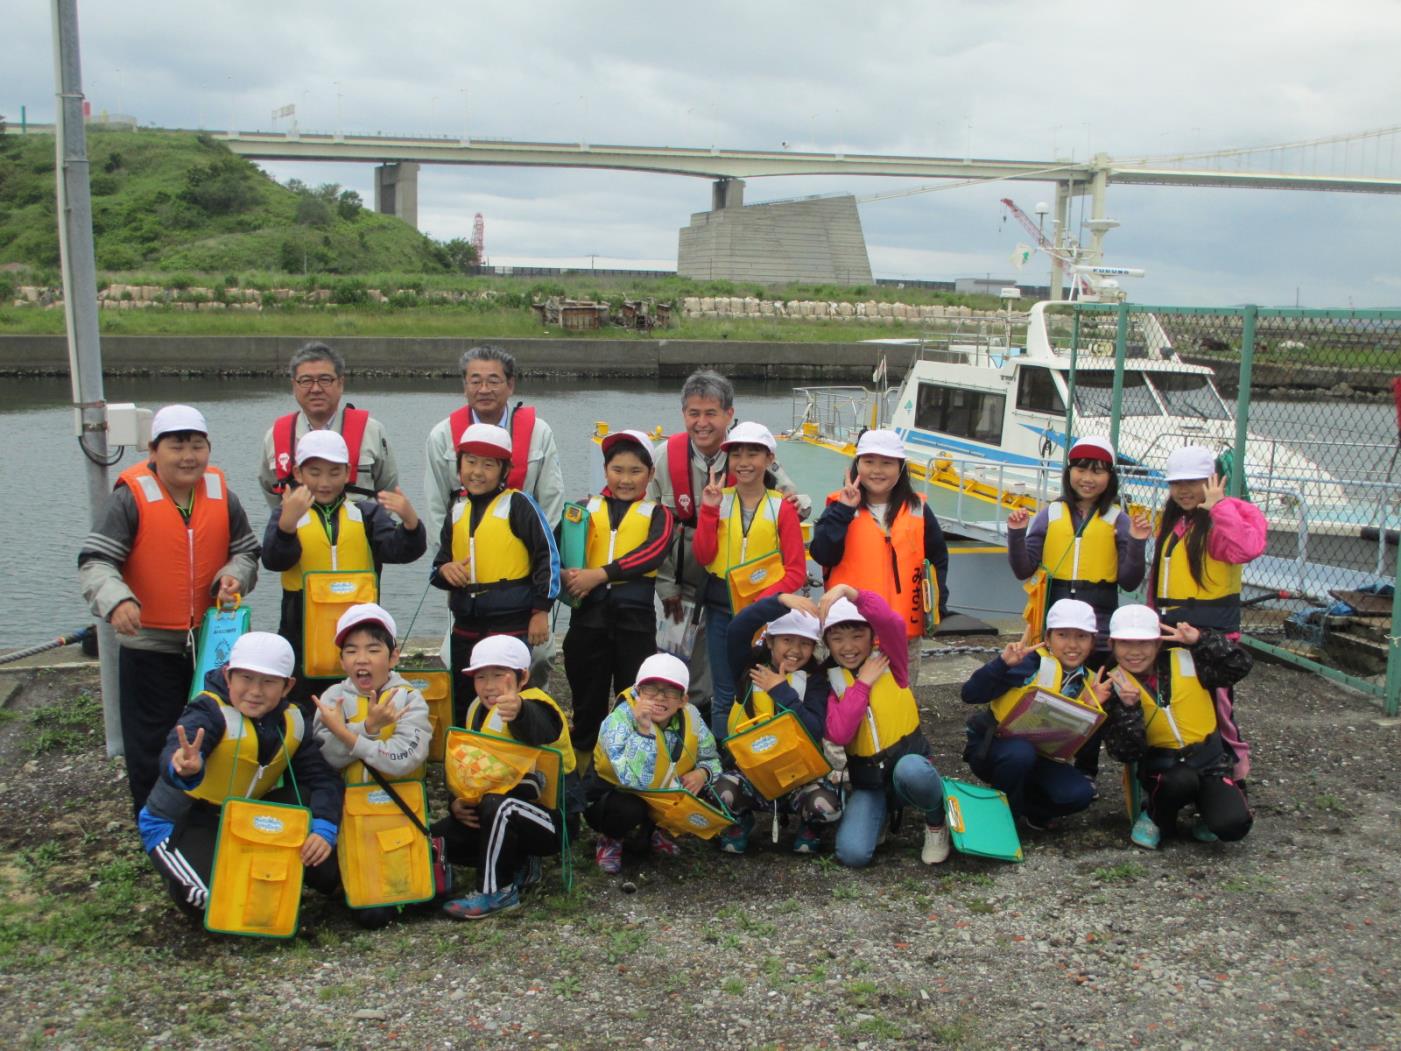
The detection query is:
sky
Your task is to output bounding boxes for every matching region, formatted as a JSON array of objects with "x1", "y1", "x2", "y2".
[{"x1": 6, "y1": 1, "x2": 1401, "y2": 306}]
